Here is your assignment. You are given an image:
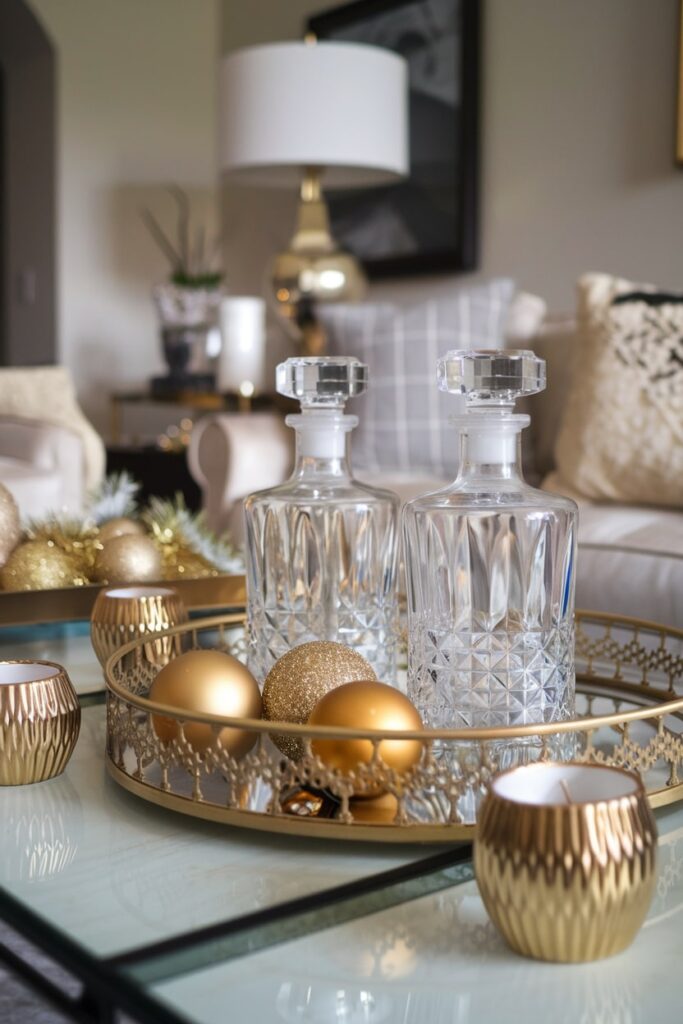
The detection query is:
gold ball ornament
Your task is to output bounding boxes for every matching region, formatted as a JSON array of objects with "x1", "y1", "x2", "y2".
[
  {"x1": 263, "y1": 641, "x2": 376, "y2": 761},
  {"x1": 0, "y1": 484, "x2": 20, "y2": 568},
  {"x1": 0, "y1": 541, "x2": 85, "y2": 591},
  {"x1": 94, "y1": 533, "x2": 161, "y2": 584},
  {"x1": 150, "y1": 649, "x2": 262, "y2": 757},
  {"x1": 98, "y1": 517, "x2": 145, "y2": 544},
  {"x1": 309, "y1": 680, "x2": 424, "y2": 796}
]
